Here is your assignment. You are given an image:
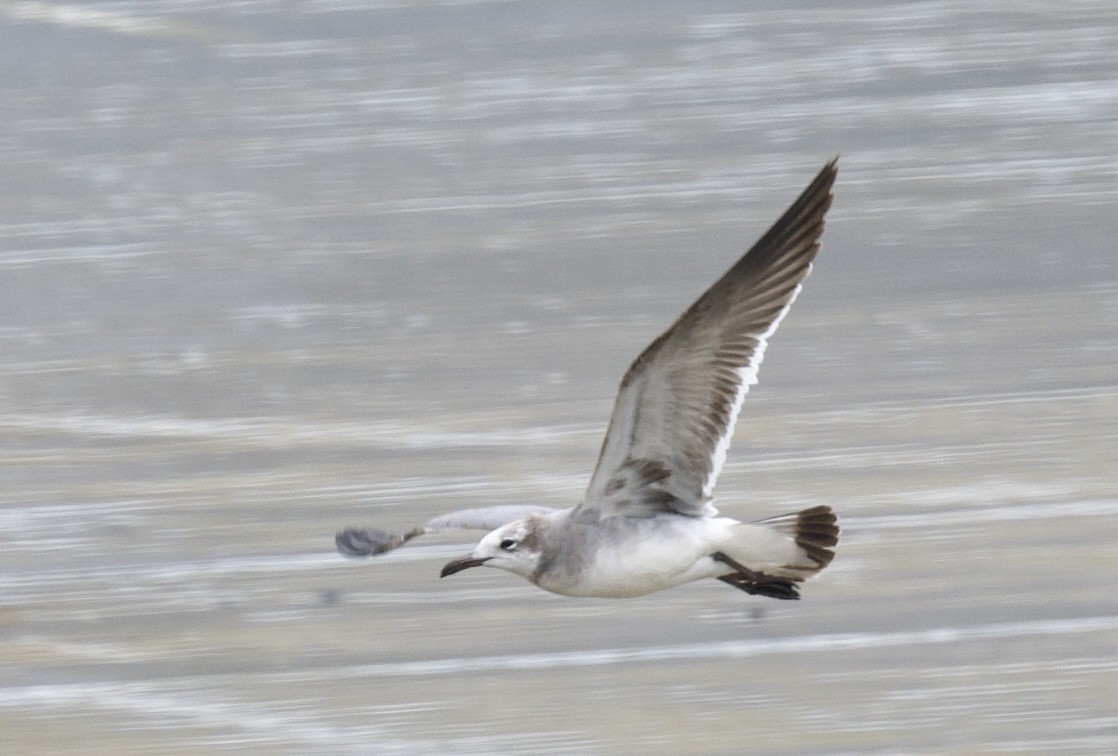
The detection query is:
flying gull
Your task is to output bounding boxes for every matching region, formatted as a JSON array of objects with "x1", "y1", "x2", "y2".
[{"x1": 337, "y1": 160, "x2": 839, "y2": 600}]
